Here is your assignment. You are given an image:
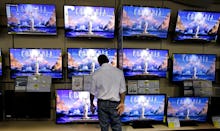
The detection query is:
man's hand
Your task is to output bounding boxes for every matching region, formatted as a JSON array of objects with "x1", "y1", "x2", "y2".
[
  {"x1": 116, "y1": 103, "x2": 125, "y2": 115},
  {"x1": 90, "y1": 103, "x2": 96, "y2": 114}
]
